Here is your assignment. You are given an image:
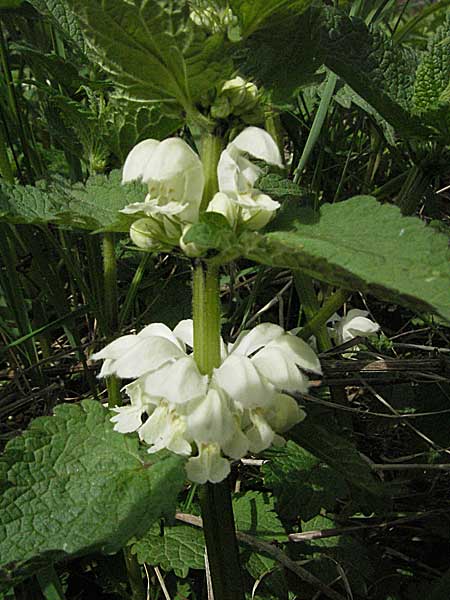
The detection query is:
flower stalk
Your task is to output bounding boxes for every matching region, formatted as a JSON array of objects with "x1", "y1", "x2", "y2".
[
  {"x1": 192, "y1": 260, "x2": 245, "y2": 600},
  {"x1": 199, "y1": 480, "x2": 245, "y2": 600},
  {"x1": 102, "y1": 232, "x2": 121, "y2": 407},
  {"x1": 198, "y1": 132, "x2": 223, "y2": 212},
  {"x1": 193, "y1": 261, "x2": 221, "y2": 374}
]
